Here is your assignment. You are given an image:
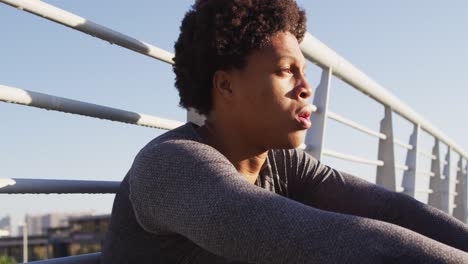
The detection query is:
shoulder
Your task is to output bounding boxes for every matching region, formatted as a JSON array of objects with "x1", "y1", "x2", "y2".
[
  {"x1": 128, "y1": 124, "x2": 237, "y2": 191},
  {"x1": 135, "y1": 122, "x2": 231, "y2": 166}
]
